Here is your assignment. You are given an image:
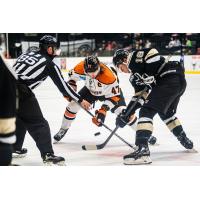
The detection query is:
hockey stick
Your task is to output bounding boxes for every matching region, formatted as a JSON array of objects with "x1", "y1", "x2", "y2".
[
  {"x1": 79, "y1": 105, "x2": 136, "y2": 150},
  {"x1": 82, "y1": 87, "x2": 149, "y2": 150},
  {"x1": 82, "y1": 55, "x2": 173, "y2": 150},
  {"x1": 82, "y1": 55, "x2": 171, "y2": 150}
]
